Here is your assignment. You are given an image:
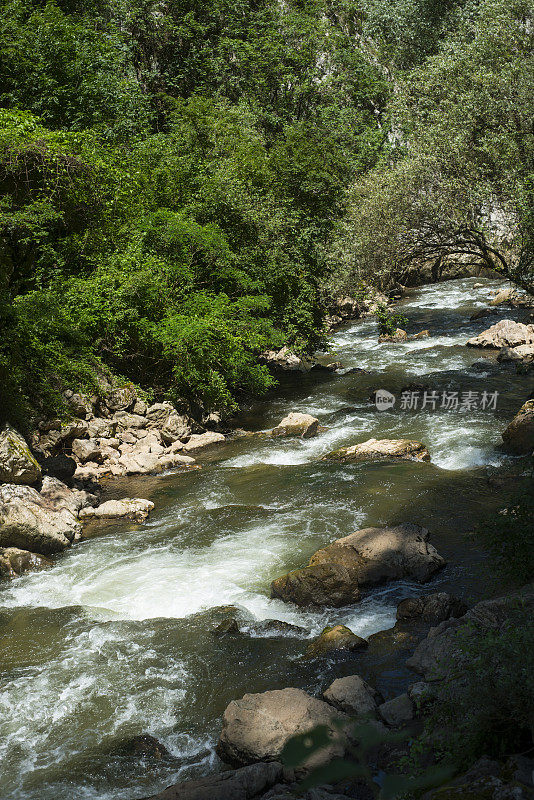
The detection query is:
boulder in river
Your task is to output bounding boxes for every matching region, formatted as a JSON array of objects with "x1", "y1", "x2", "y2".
[
  {"x1": 323, "y1": 674, "x2": 383, "y2": 717},
  {"x1": 396, "y1": 592, "x2": 468, "y2": 625},
  {"x1": 304, "y1": 624, "x2": 368, "y2": 658},
  {"x1": 309, "y1": 523, "x2": 445, "y2": 587},
  {"x1": 466, "y1": 319, "x2": 534, "y2": 348},
  {"x1": 378, "y1": 328, "x2": 408, "y2": 343},
  {"x1": 0, "y1": 546, "x2": 52, "y2": 578},
  {"x1": 217, "y1": 687, "x2": 352, "y2": 771},
  {"x1": 271, "y1": 412, "x2": 319, "y2": 439},
  {"x1": 270, "y1": 563, "x2": 361, "y2": 607},
  {"x1": 0, "y1": 483, "x2": 81, "y2": 554},
  {"x1": 323, "y1": 438, "x2": 430, "y2": 463},
  {"x1": 501, "y1": 399, "x2": 534, "y2": 454},
  {"x1": 0, "y1": 424, "x2": 41, "y2": 485},
  {"x1": 79, "y1": 498, "x2": 154, "y2": 523},
  {"x1": 497, "y1": 343, "x2": 534, "y2": 364}
]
